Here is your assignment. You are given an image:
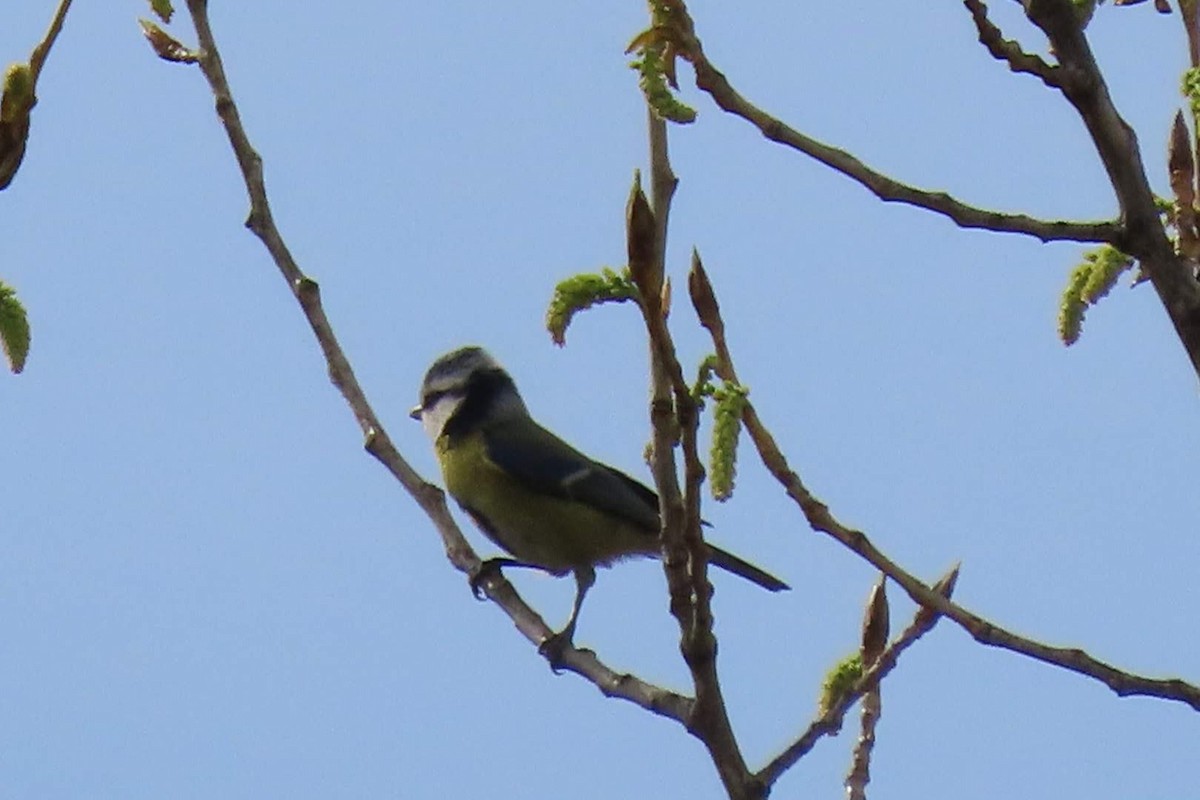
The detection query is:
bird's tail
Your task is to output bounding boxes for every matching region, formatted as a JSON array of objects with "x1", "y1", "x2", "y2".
[{"x1": 706, "y1": 545, "x2": 789, "y2": 592}]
